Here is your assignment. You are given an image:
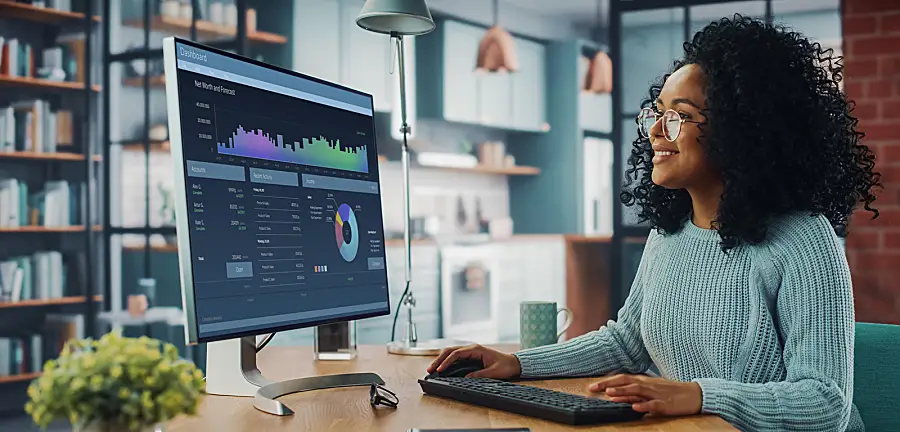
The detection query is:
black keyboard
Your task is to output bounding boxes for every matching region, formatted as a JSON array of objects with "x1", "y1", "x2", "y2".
[{"x1": 418, "y1": 376, "x2": 645, "y2": 425}]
